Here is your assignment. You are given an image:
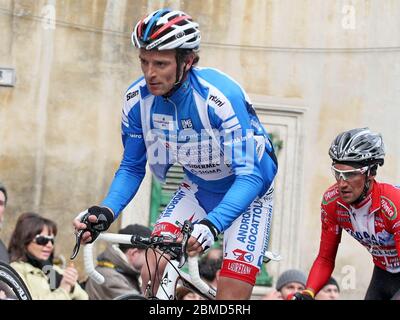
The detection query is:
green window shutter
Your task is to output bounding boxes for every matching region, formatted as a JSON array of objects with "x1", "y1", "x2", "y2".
[{"x1": 255, "y1": 263, "x2": 273, "y2": 286}]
